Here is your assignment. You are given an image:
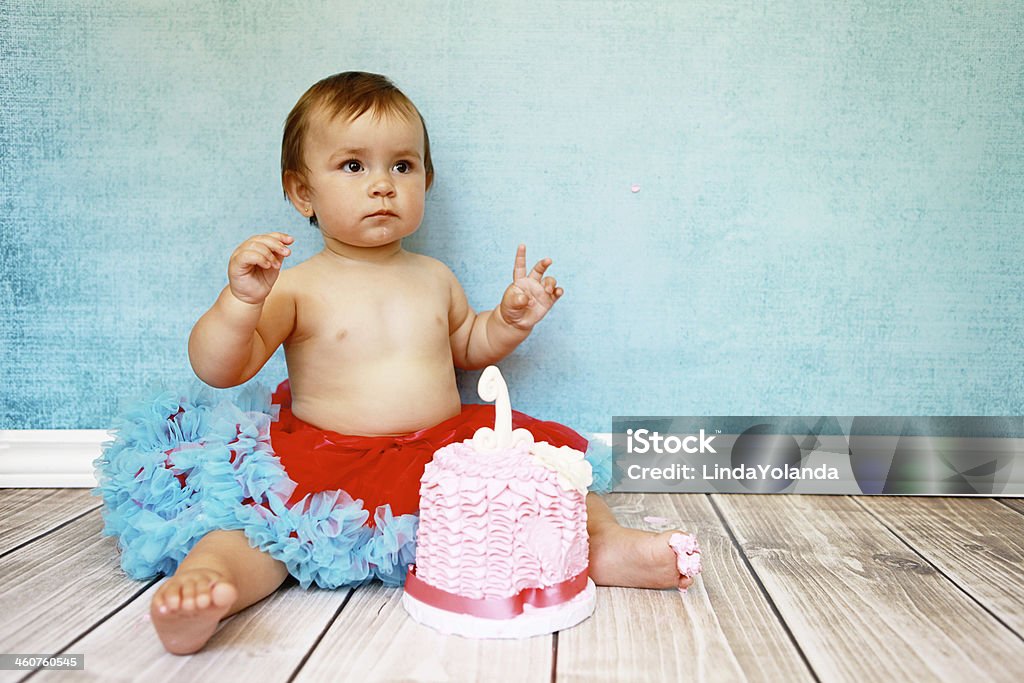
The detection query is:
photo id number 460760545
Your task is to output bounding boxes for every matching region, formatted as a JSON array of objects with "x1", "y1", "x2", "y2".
[{"x1": 0, "y1": 654, "x2": 84, "y2": 670}]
